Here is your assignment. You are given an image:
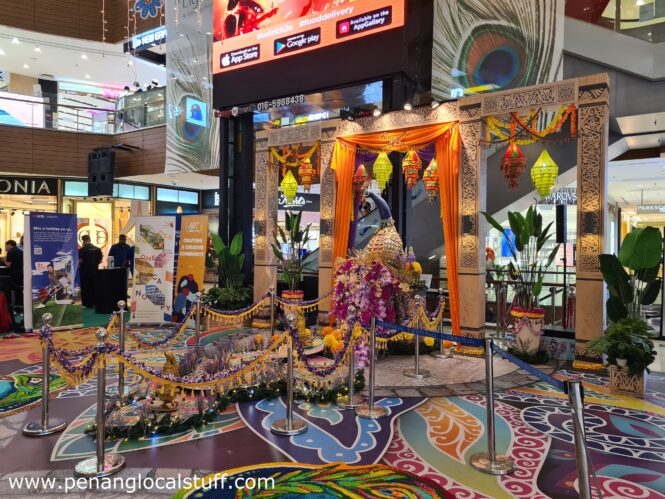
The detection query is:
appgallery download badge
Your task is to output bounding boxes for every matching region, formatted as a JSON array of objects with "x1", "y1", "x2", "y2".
[
  {"x1": 274, "y1": 28, "x2": 321, "y2": 56},
  {"x1": 336, "y1": 7, "x2": 393, "y2": 38},
  {"x1": 220, "y1": 45, "x2": 260, "y2": 69}
]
